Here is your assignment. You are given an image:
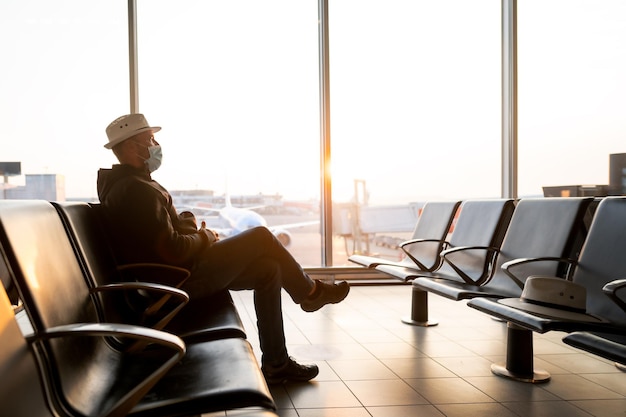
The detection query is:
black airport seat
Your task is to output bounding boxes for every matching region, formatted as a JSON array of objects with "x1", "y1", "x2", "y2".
[
  {"x1": 53, "y1": 201, "x2": 247, "y2": 342},
  {"x1": 563, "y1": 330, "x2": 626, "y2": 366},
  {"x1": 0, "y1": 200, "x2": 275, "y2": 416},
  {"x1": 375, "y1": 198, "x2": 514, "y2": 325},
  {"x1": 348, "y1": 200, "x2": 461, "y2": 270},
  {"x1": 413, "y1": 197, "x2": 592, "y2": 304},
  {"x1": 468, "y1": 197, "x2": 626, "y2": 382},
  {"x1": 0, "y1": 285, "x2": 60, "y2": 417}
]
